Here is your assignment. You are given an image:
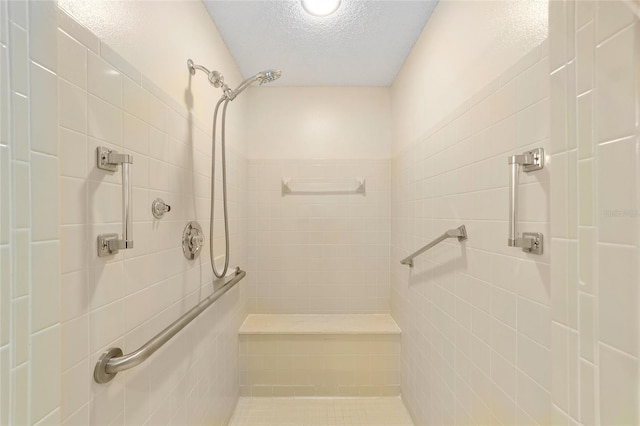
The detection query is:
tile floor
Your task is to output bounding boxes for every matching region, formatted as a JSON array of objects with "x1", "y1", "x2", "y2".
[{"x1": 228, "y1": 397, "x2": 414, "y2": 426}]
